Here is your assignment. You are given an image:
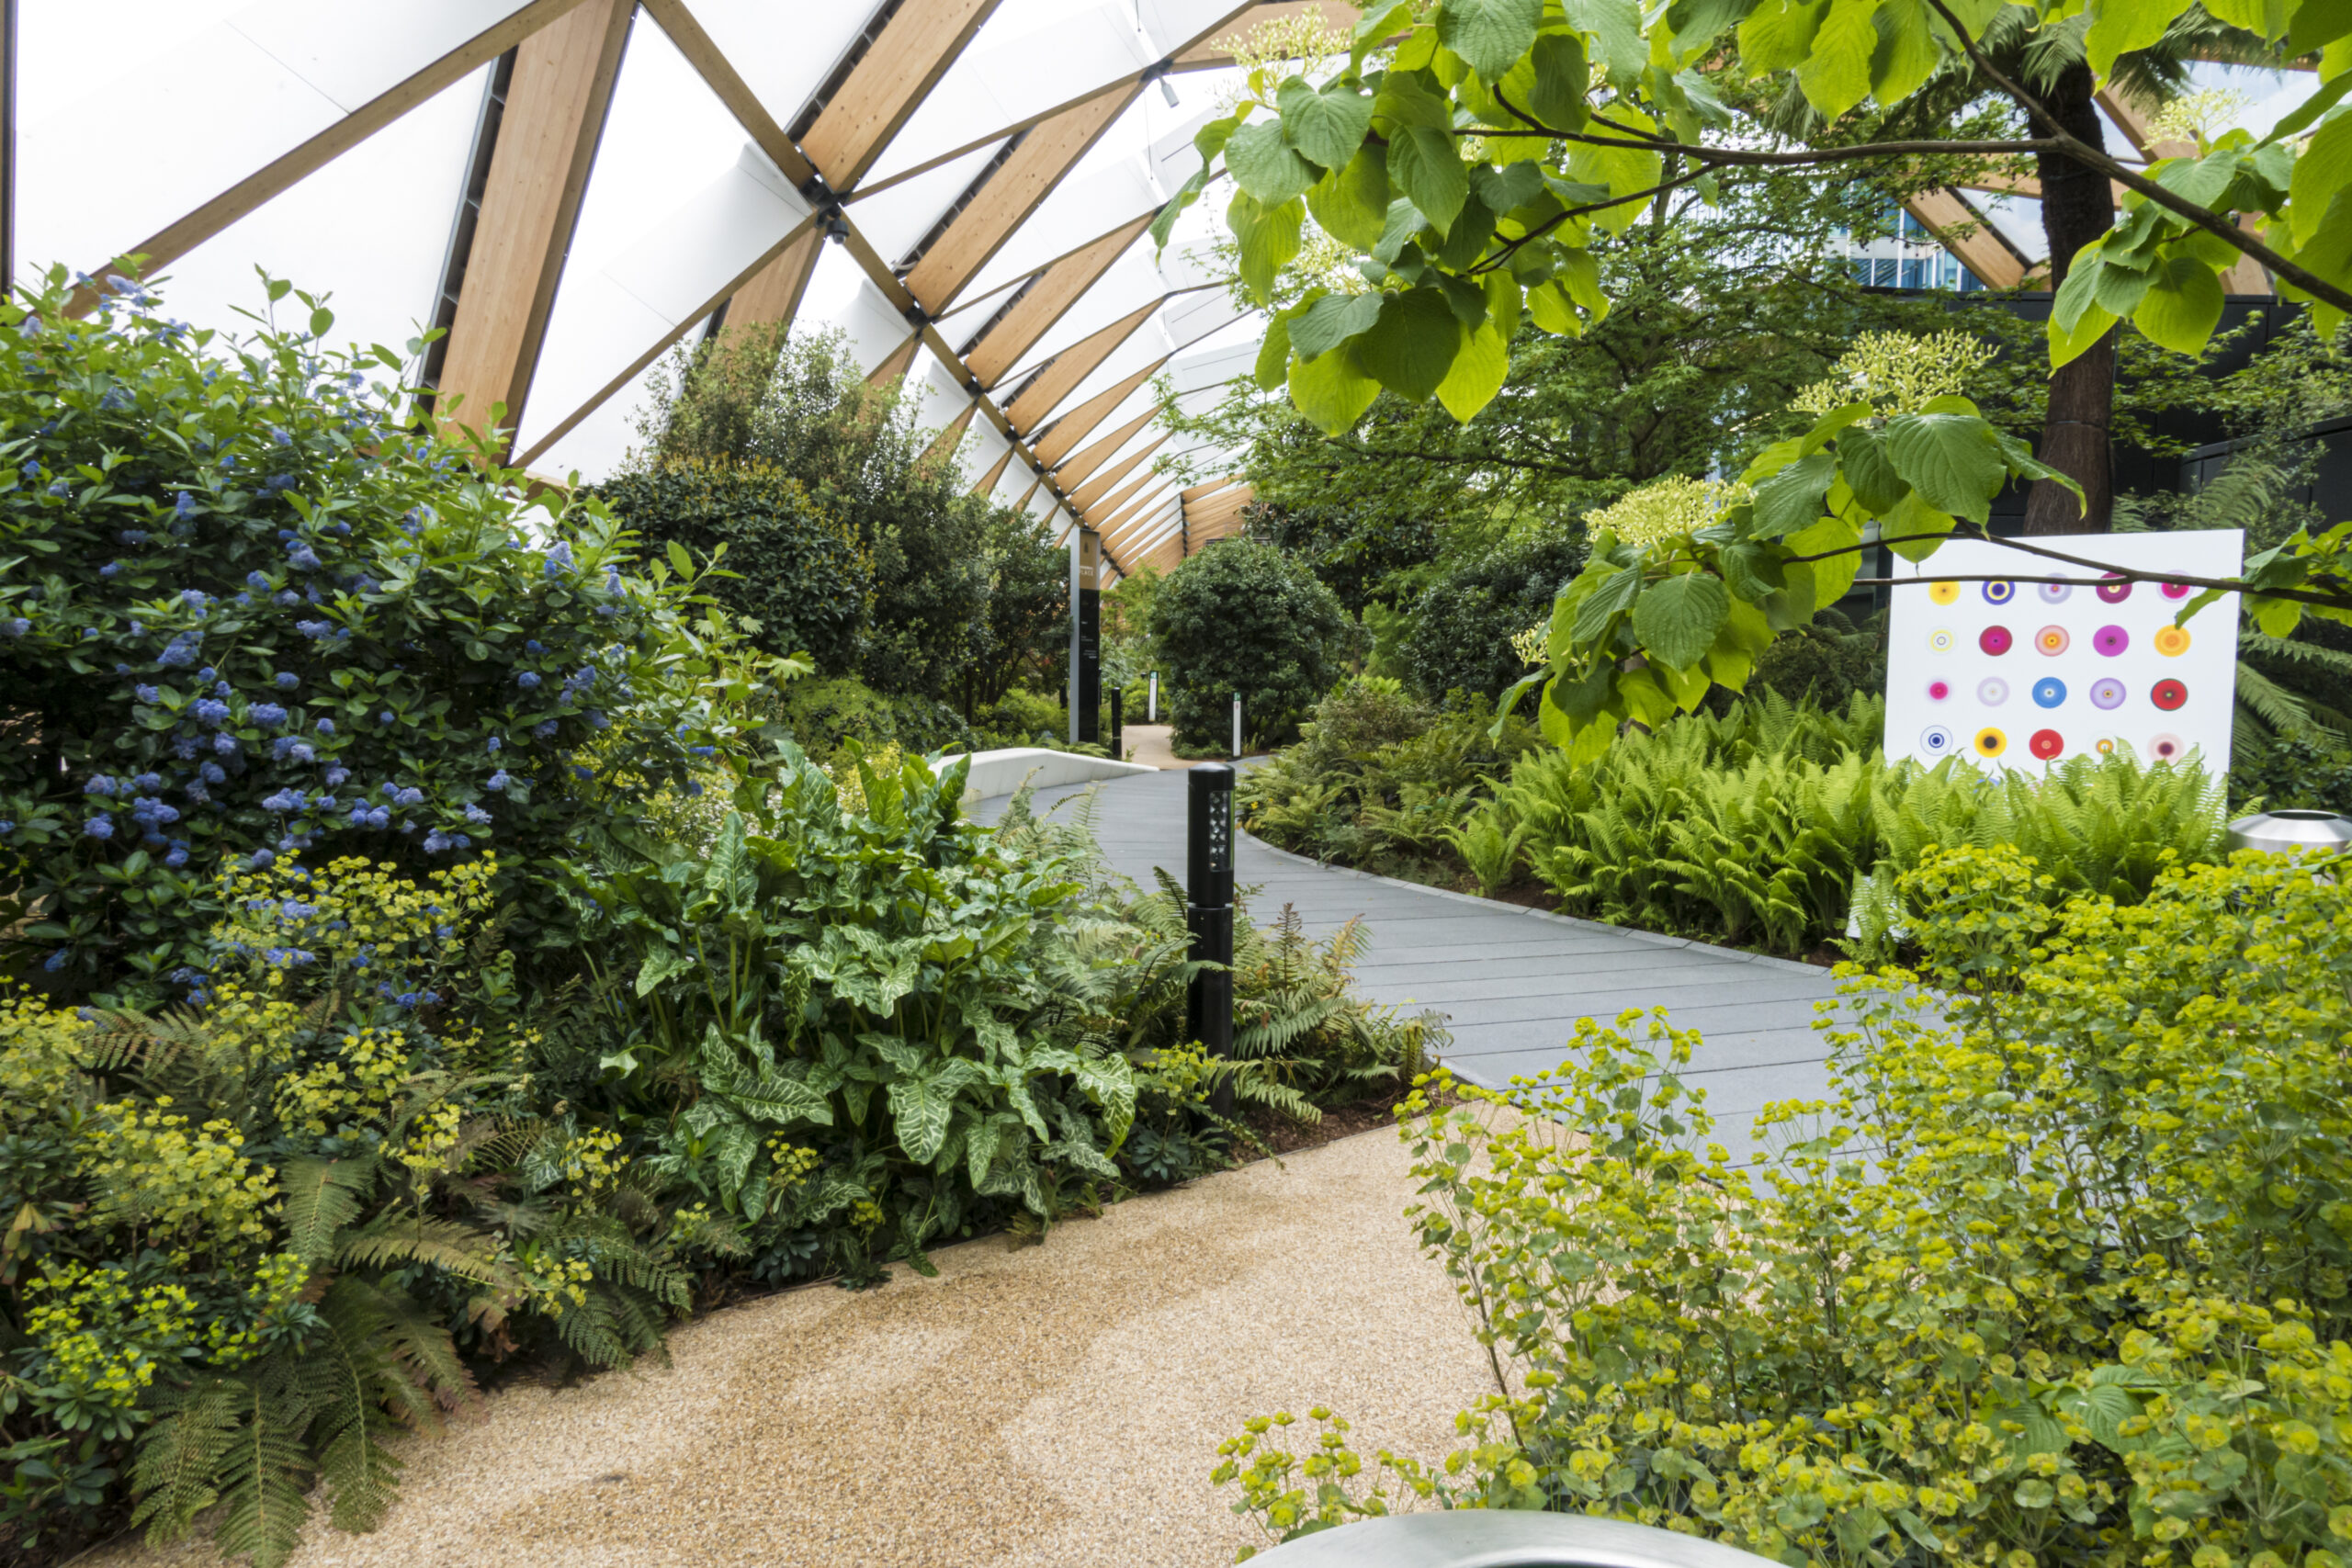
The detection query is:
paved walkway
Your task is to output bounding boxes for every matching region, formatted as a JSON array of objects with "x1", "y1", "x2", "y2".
[{"x1": 976, "y1": 770, "x2": 1849, "y2": 1160}]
